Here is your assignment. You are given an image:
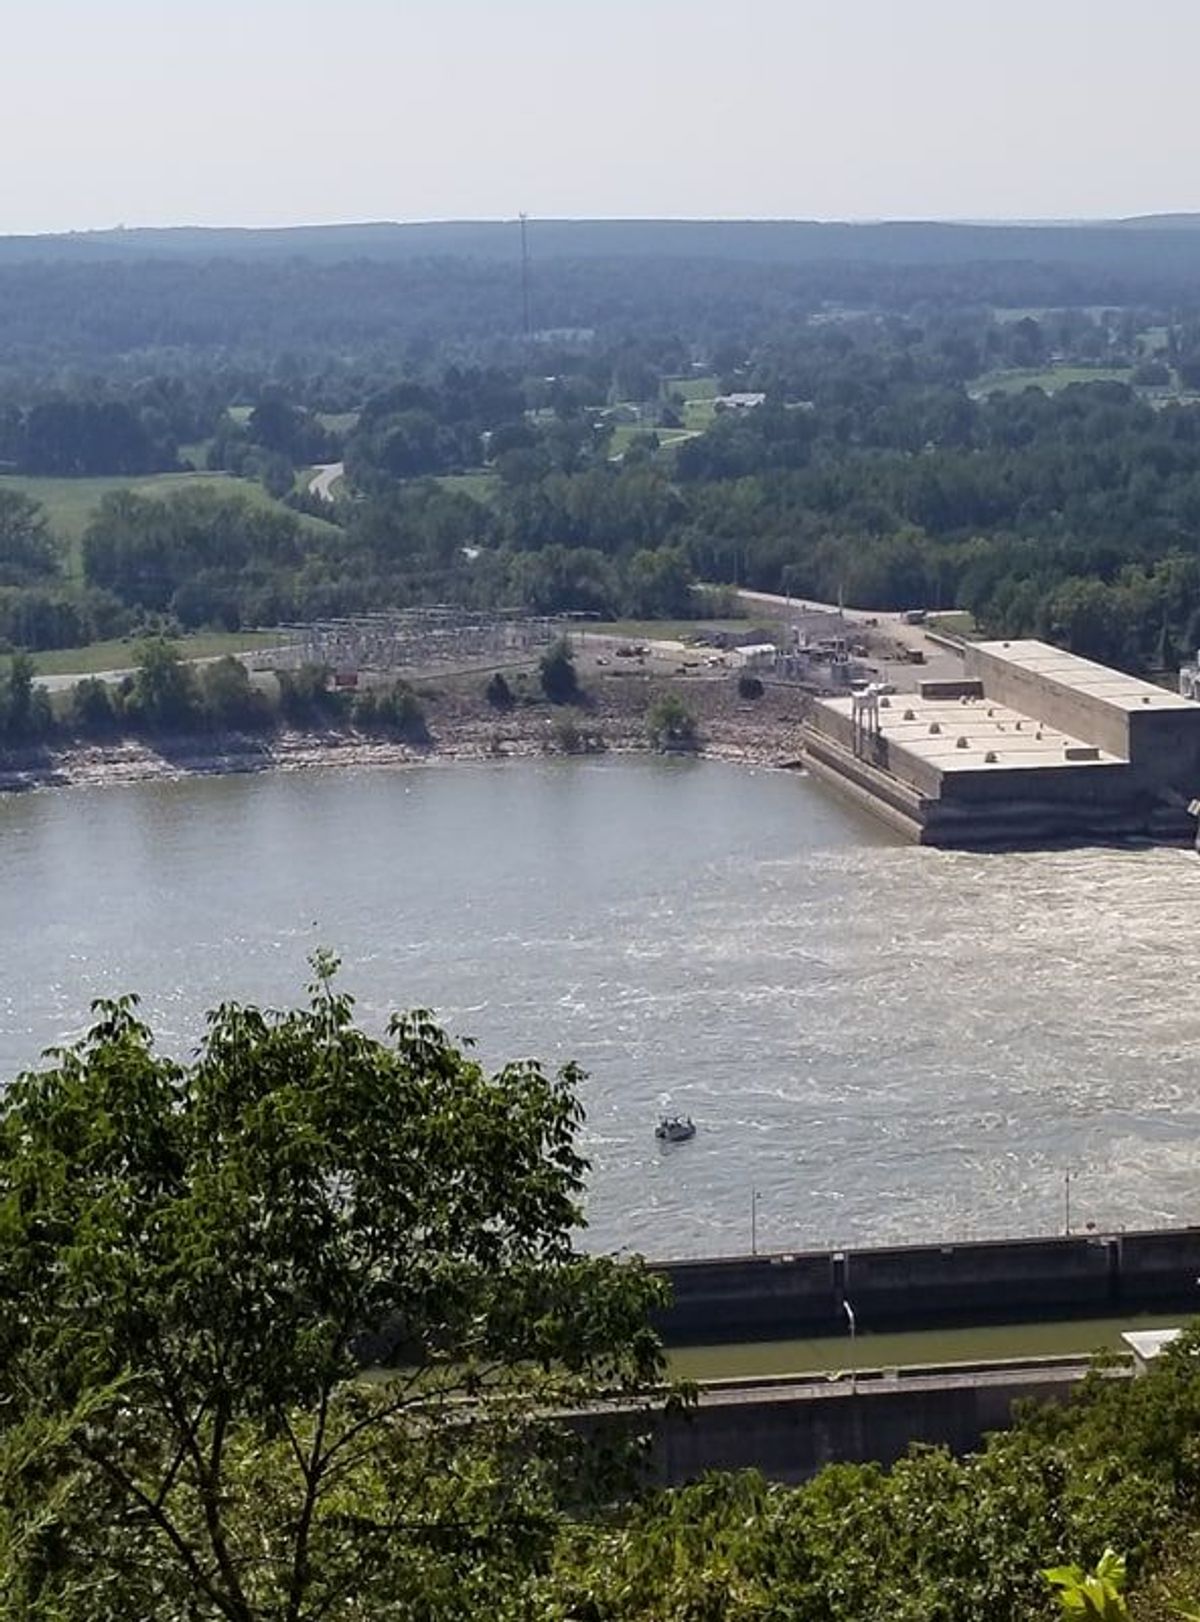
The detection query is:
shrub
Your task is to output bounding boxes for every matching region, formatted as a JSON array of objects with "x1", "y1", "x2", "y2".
[
  {"x1": 646, "y1": 693, "x2": 698, "y2": 751},
  {"x1": 68, "y1": 675, "x2": 120, "y2": 735},
  {"x1": 737, "y1": 672, "x2": 765, "y2": 700},
  {"x1": 486, "y1": 671, "x2": 514, "y2": 709},
  {"x1": 200, "y1": 656, "x2": 271, "y2": 730},
  {"x1": 276, "y1": 664, "x2": 349, "y2": 727},
  {"x1": 552, "y1": 718, "x2": 603, "y2": 755},
  {"x1": 358, "y1": 681, "x2": 430, "y2": 744},
  {"x1": 539, "y1": 638, "x2": 580, "y2": 704}
]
